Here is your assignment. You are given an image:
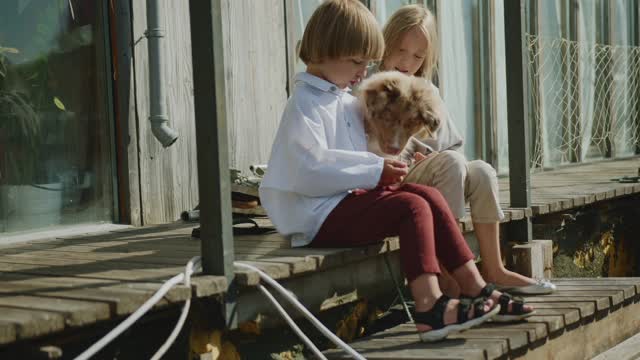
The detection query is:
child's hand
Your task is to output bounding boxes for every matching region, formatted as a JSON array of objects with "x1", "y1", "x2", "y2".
[
  {"x1": 414, "y1": 152, "x2": 428, "y2": 162},
  {"x1": 413, "y1": 151, "x2": 438, "y2": 164},
  {"x1": 379, "y1": 159, "x2": 408, "y2": 186}
]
